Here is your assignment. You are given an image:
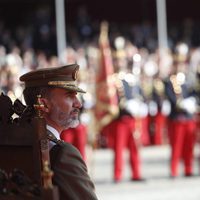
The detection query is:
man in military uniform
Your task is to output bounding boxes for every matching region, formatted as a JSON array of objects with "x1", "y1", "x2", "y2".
[
  {"x1": 150, "y1": 75, "x2": 169, "y2": 145},
  {"x1": 164, "y1": 60, "x2": 197, "y2": 178},
  {"x1": 100, "y1": 67, "x2": 145, "y2": 182},
  {"x1": 20, "y1": 64, "x2": 98, "y2": 200},
  {"x1": 194, "y1": 69, "x2": 200, "y2": 129}
]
